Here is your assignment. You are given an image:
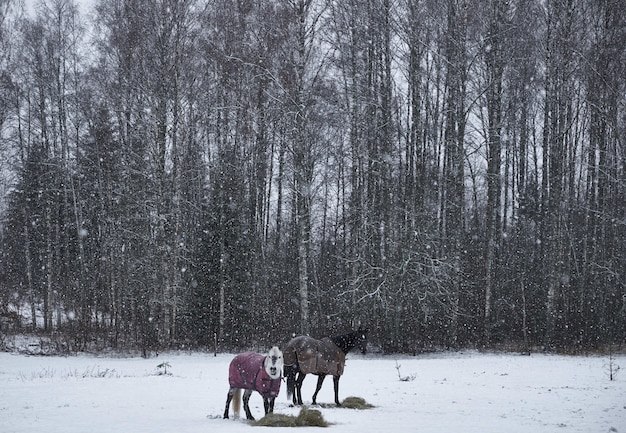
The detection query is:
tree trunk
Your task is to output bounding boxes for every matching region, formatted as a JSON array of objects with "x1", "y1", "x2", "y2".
[
  {"x1": 442, "y1": 0, "x2": 468, "y2": 348},
  {"x1": 291, "y1": 0, "x2": 313, "y2": 335},
  {"x1": 483, "y1": 0, "x2": 506, "y2": 345}
]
